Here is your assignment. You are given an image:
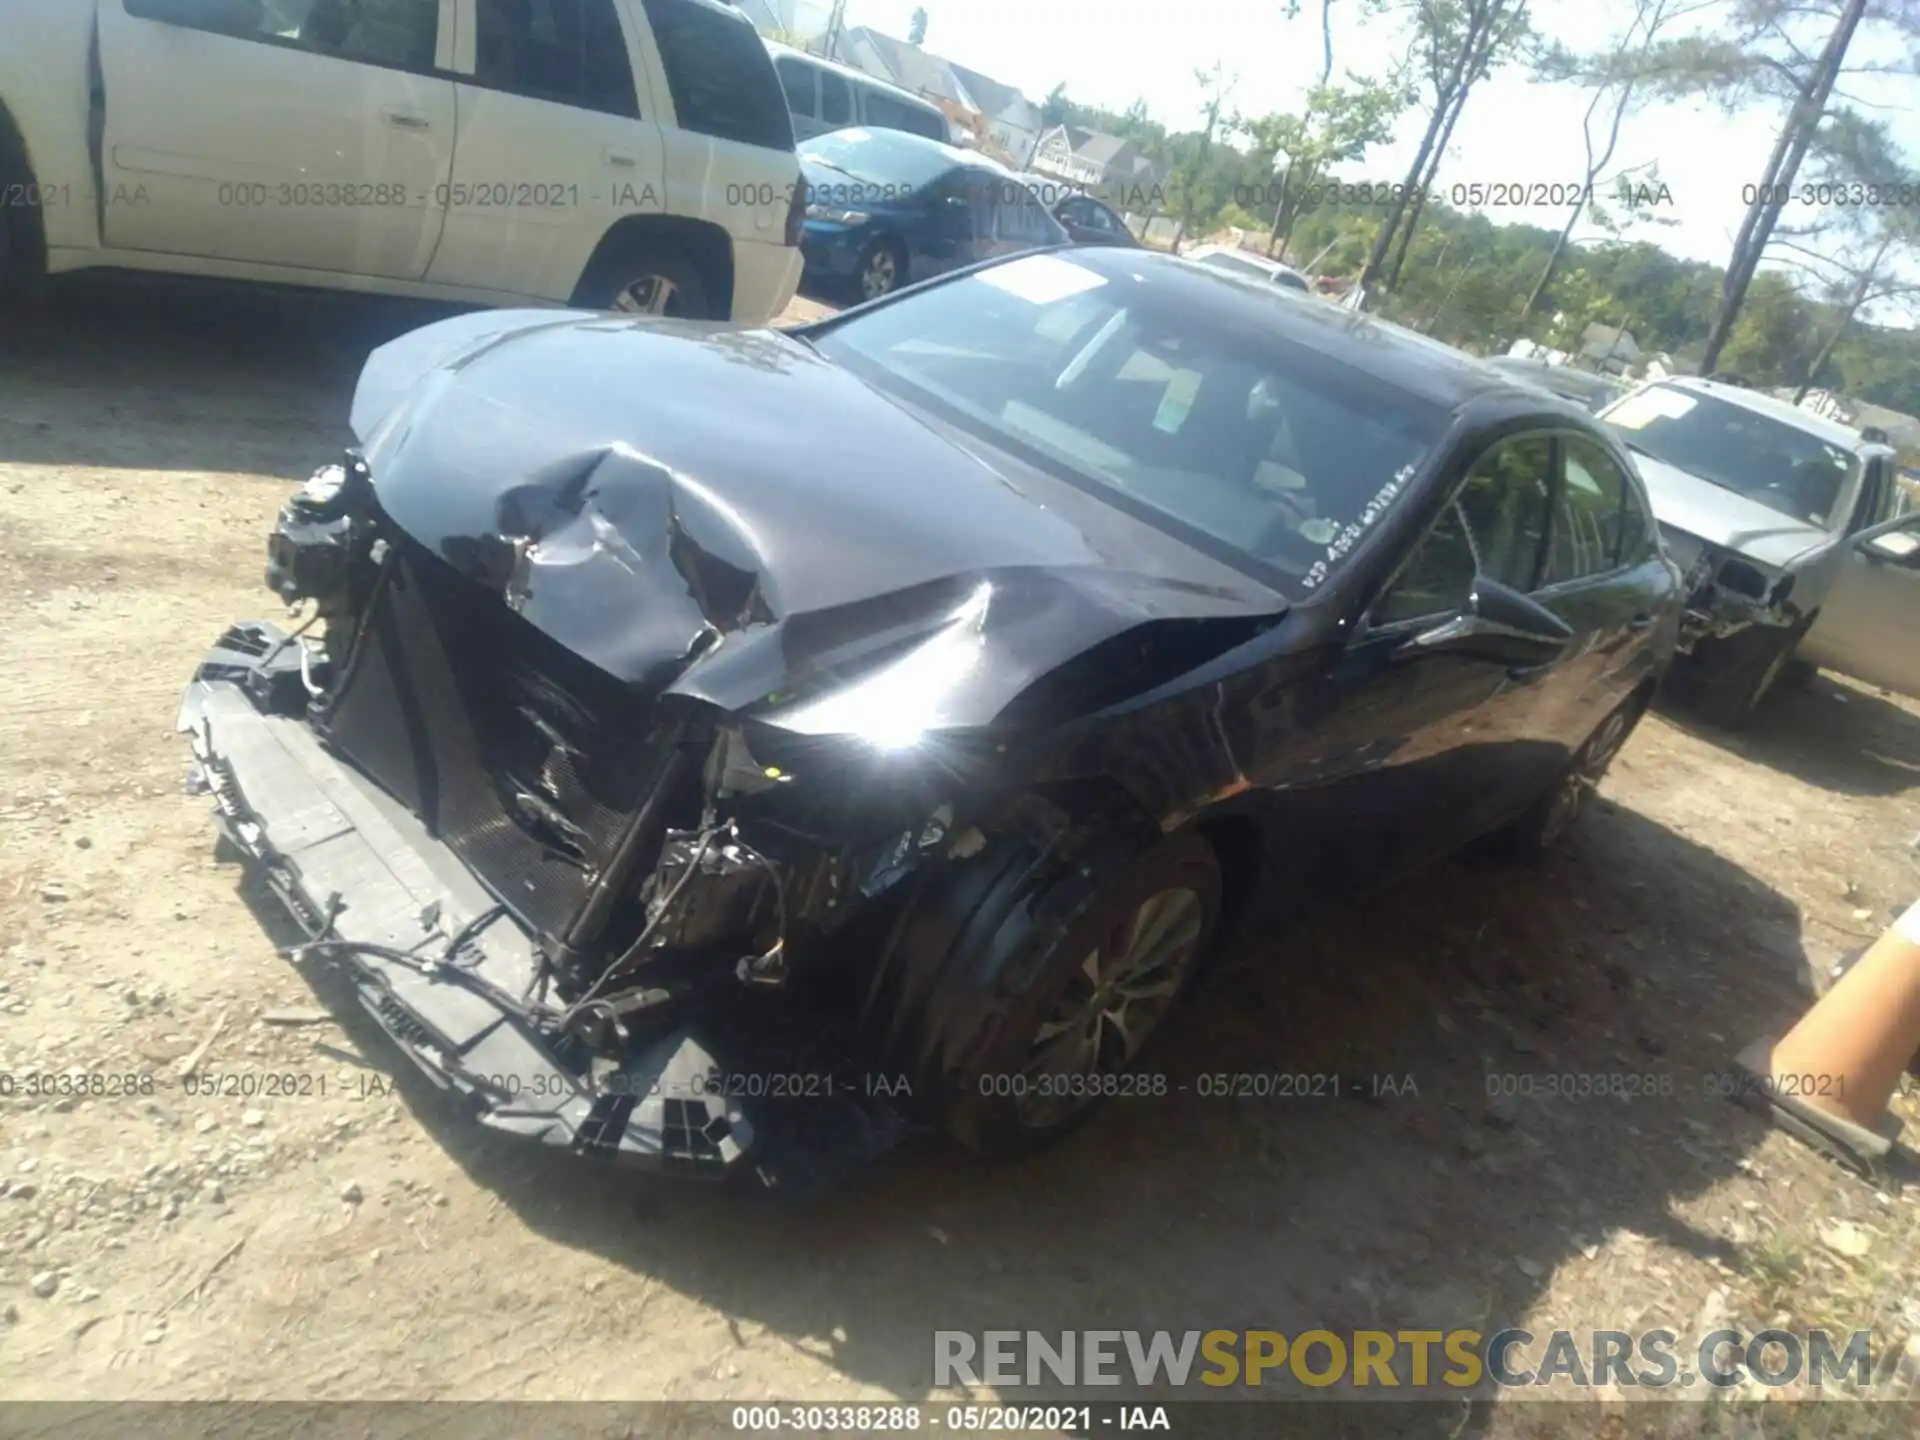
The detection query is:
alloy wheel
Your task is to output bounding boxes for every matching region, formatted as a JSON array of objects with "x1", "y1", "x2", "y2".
[
  {"x1": 860, "y1": 248, "x2": 898, "y2": 301},
  {"x1": 1539, "y1": 707, "x2": 1633, "y2": 848},
  {"x1": 1014, "y1": 887, "x2": 1206, "y2": 1130},
  {"x1": 612, "y1": 275, "x2": 681, "y2": 317}
]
